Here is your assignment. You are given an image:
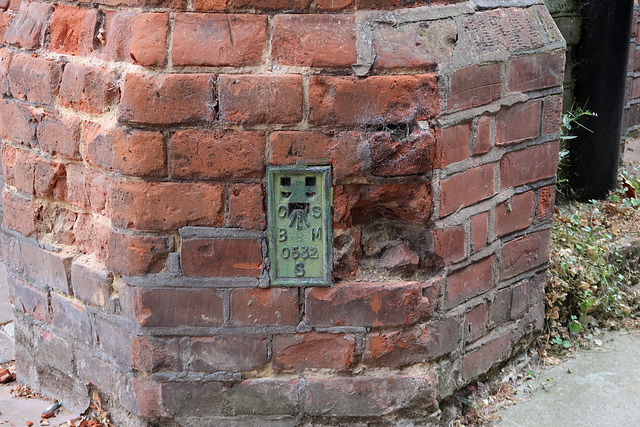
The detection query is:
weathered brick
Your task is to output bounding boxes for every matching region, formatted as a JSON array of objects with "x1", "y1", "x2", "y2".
[
  {"x1": 173, "y1": 14, "x2": 266, "y2": 66},
  {"x1": 0, "y1": 47, "x2": 11, "y2": 96},
  {"x1": 307, "y1": 280, "x2": 433, "y2": 327},
  {"x1": 437, "y1": 122, "x2": 470, "y2": 167},
  {"x1": 105, "y1": 12, "x2": 168, "y2": 67},
  {"x1": 501, "y1": 229, "x2": 551, "y2": 279},
  {"x1": 35, "y1": 326, "x2": 74, "y2": 373},
  {"x1": 0, "y1": 99, "x2": 39, "y2": 145},
  {"x1": 8, "y1": 54, "x2": 62, "y2": 104},
  {"x1": 269, "y1": 131, "x2": 364, "y2": 181},
  {"x1": 219, "y1": 74, "x2": 302, "y2": 124},
  {"x1": 85, "y1": 124, "x2": 167, "y2": 177},
  {"x1": 475, "y1": 115, "x2": 493, "y2": 155},
  {"x1": 465, "y1": 302, "x2": 488, "y2": 343},
  {"x1": 190, "y1": 336, "x2": 267, "y2": 372},
  {"x1": 58, "y1": 63, "x2": 118, "y2": 114},
  {"x1": 119, "y1": 73, "x2": 216, "y2": 125},
  {"x1": 110, "y1": 180, "x2": 224, "y2": 230},
  {"x1": 448, "y1": 63, "x2": 501, "y2": 112},
  {"x1": 94, "y1": 0, "x2": 185, "y2": 9},
  {"x1": 230, "y1": 0, "x2": 311, "y2": 9},
  {"x1": 228, "y1": 184, "x2": 265, "y2": 230},
  {"x1": 309, "y1": 74, "x2": 438, "y2": 125},
  {"x1": 49, "y1": 5, "x2": 98, "y2": 56},
  {"x1": 20, "y1": 241, "x2": 71, "y2": 294},
  {"x1": 2, "y1": 144, "x2": 35, "y2": 194},
  {"x1": 440, "y1": 164, "x2": 495, "y2": 217},
  {"x1": 315, "y1": 0, "x2": 353, "y2": 9},
  {"x1": 36, "y1": 113, "x2": 82, "y2": 159},
  {"x1": 495, "y1": 191, "x2": 534, "y2": 237},
  {"x1": 105, "y1": 230, "x2": 172, "y2": 276},
  {"x1": 447, "y1": 255, "x2": 494, "y2": 308},
  {"x1": 364, "y1": 316, "x2": 460, "y2": 367},
  {"x1": 192, "y1": 0, "x2": 229, "y2": 11},
  {"x1": 171, "y1": 130, "x2": 264, "y2": 180},
  {"x1": 272, "y1": 14, "x2": 355, "y2": 67},
  {"x1": 305, "y1": 375, "x2": 437, "y2": 417},
  {"x1": 433, "y1": 225, "x2": 466, "y2": 265},
  {"x1": 34, "y1": 158, "x2": 67, "y2": 199},
  {"x1": 356, "y1": 0, "x2": 442, "y2": 8},
  {"x1": 50, "y1": 293, "x2": 92, "y2": 344},
  {"x1": 95, "y1": 316, "x2": 137, "y2": 366},
  {"x1": 543, "y1": 94, "x2": 563, "y2": 135},
  {"x1": 76, "y1": 349, "x2": 116, "y2": 399},
  {"x1": 71, "y1": 257, "x2": 113, "y2": 310},
  {"x1": 500, "y1": 141, "x2": 559, "y2": 188},
  {"x1": 333, "y1": 182, "x2": 431, "y2": 227},
  {"x1": 511, "y1": 280, "x2": 531, "y2": 319},
  {"x1": 66, "y1": 164, "x2": 110, "y2": 214},
  {"x1": 508, "y1": 50, "x2": 564, "y2": 93},
  {"x1": 462, "y1": 332, "x2": 512, "y2": 381},
  {"x1": 4, "y1": 2, "x2": 53, "y2": 49},
  {"x1": 124, "y1": 377, "x2": 165, "y2": 417},
  {"x1": 471, "y1": 211, "x2": 489, "y2": 254},
  {"x1": 2, "y1": 232, "x2": 23, "y2": 273},
  {"x1": 272, "y1": 332, "x2": 356, "y2": 371},
  {"x1": 2, "y1": 189, "x2": 36, "y2": 237},
  {"x1": 536, "y1": 185, "x2": 555, "y2": 221},
  {"x1": 496, "y1": 101, "x2": 541, "y2": 145},
  {"x1": 230, "y1": 288, "x2": 299, "y2": 326},
  {"x1": 132, "y1": 336, "x2": 182, "y2": 373},
  {"x1": 374, "y1": 20, "x2": 456, "y2": 69},
  {"x1": 370, "y1": 129, "x2": 436, "y2": 176},
  {"x1": 491, "y1": 287, "x2": 511, "y2": 325},
  {"x1": 181, "y1": 237, "x2": 263, "y2": 278},
  {"x1": 122, "y1": 286, "x2": 224, "y2": 327},
  {"x1": 8, "y1": 275, "x2": 50, "y2": 323},
  {"x1": 0, "y1": 12, "x2": 12, "y2": 44}
]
